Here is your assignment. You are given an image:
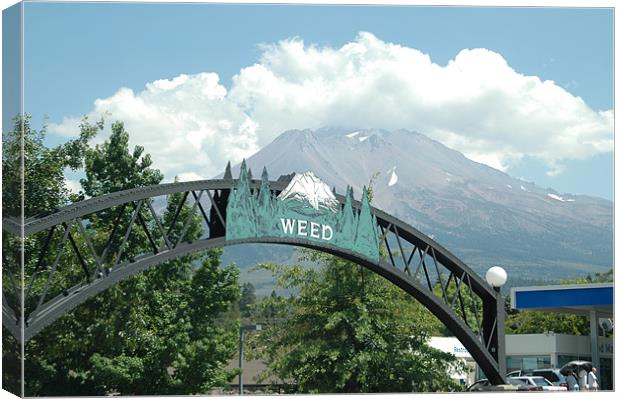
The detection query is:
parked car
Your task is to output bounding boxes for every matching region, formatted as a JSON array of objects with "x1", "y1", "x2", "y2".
[
  {"x1": 530, "y1": 368, "x2": 569, "y2": 389},
  {"x1": 466, "y1": 379, "x2": 492, "y2": 391},
  {"x1": 509, "y1": 376, "x2": 567, "y2": 391},
  {"x1": 506, "y1": 378, "x2": 544, "y2": 391},
  {"x1": 466, "y1": 378, "x2": 530, "y2": 392},
  {"x1": 506, "y1": 369, "x2": 524, "y2": 378}
]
